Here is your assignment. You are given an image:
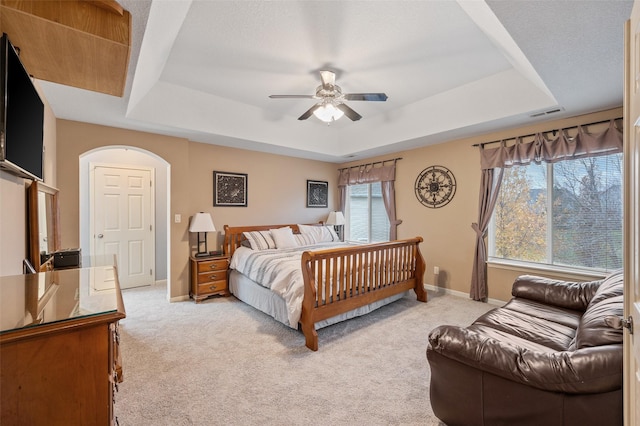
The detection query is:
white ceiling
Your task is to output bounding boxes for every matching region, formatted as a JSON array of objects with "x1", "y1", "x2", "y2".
[{"x1": 38, "y1": 0, "x2": 633, "y2": 163}]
